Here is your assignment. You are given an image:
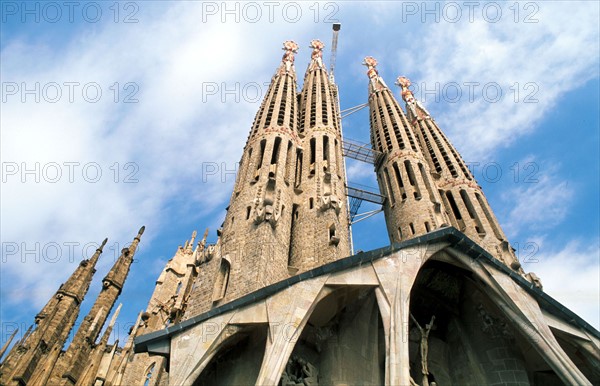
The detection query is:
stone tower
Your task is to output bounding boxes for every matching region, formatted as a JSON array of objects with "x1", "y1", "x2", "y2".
[
  {"x1": 394, "y1": 75, "x2": 521, "y2": 269},
  {"x1": 290, "y1": 39, "x2": 351, "y2": 272},
  {"x1": 216, "y1": 40, "x2": 301, "y2": 302},
  {"x1": 364, "y1": 57, "x2": 449, "y2": 244},
  {"x1": 0, "y1": 239, "x2": 107, "y2": 385},
  {"x1": 47, "y1": 226, "x2": 144, "y2": 385},
  {"x1": 183, "y1": 40, "x2": 351, "y2": 318}
]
